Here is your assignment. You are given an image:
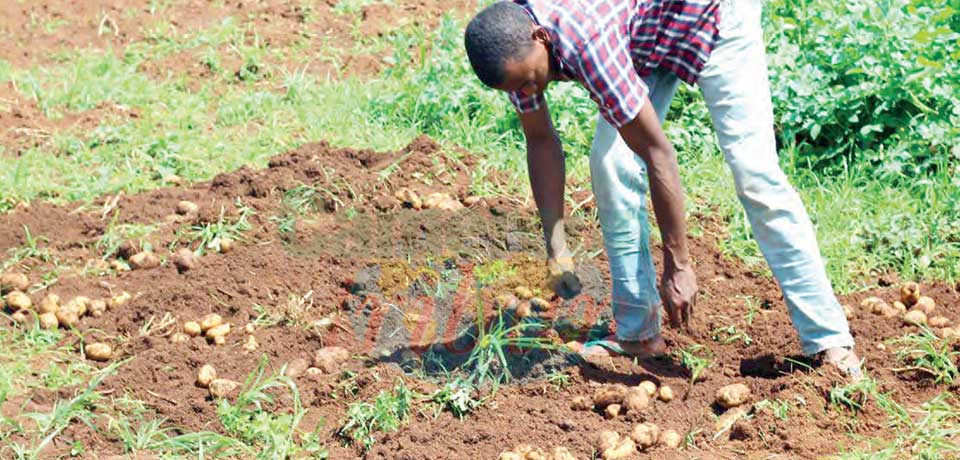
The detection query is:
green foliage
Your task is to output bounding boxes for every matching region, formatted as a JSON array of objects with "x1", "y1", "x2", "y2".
[
  {"x1": 177, "y1": 199, "x2": 254, "y2": 255},
  {"x1": 892, "y1": 328, "x2": 960, "y2": 384},
  {"x1": 339, "y1": 381, "x2": 413, "y2": 451},
  {"x1": 428, "y1": 377, "x2": 483, "y2": 419},
  {"x1": 472, "y1": 259, "x2": 517, "y2": 287},
  {"x1": 766, "y1": 0, "x2": 960, "y2": 176},
  {"x1": 676, "y1": 343, "x2": 714, "y2": 386},
  {"x1": 96, "y1": 214, "x2": 158, "y2": 260}
]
